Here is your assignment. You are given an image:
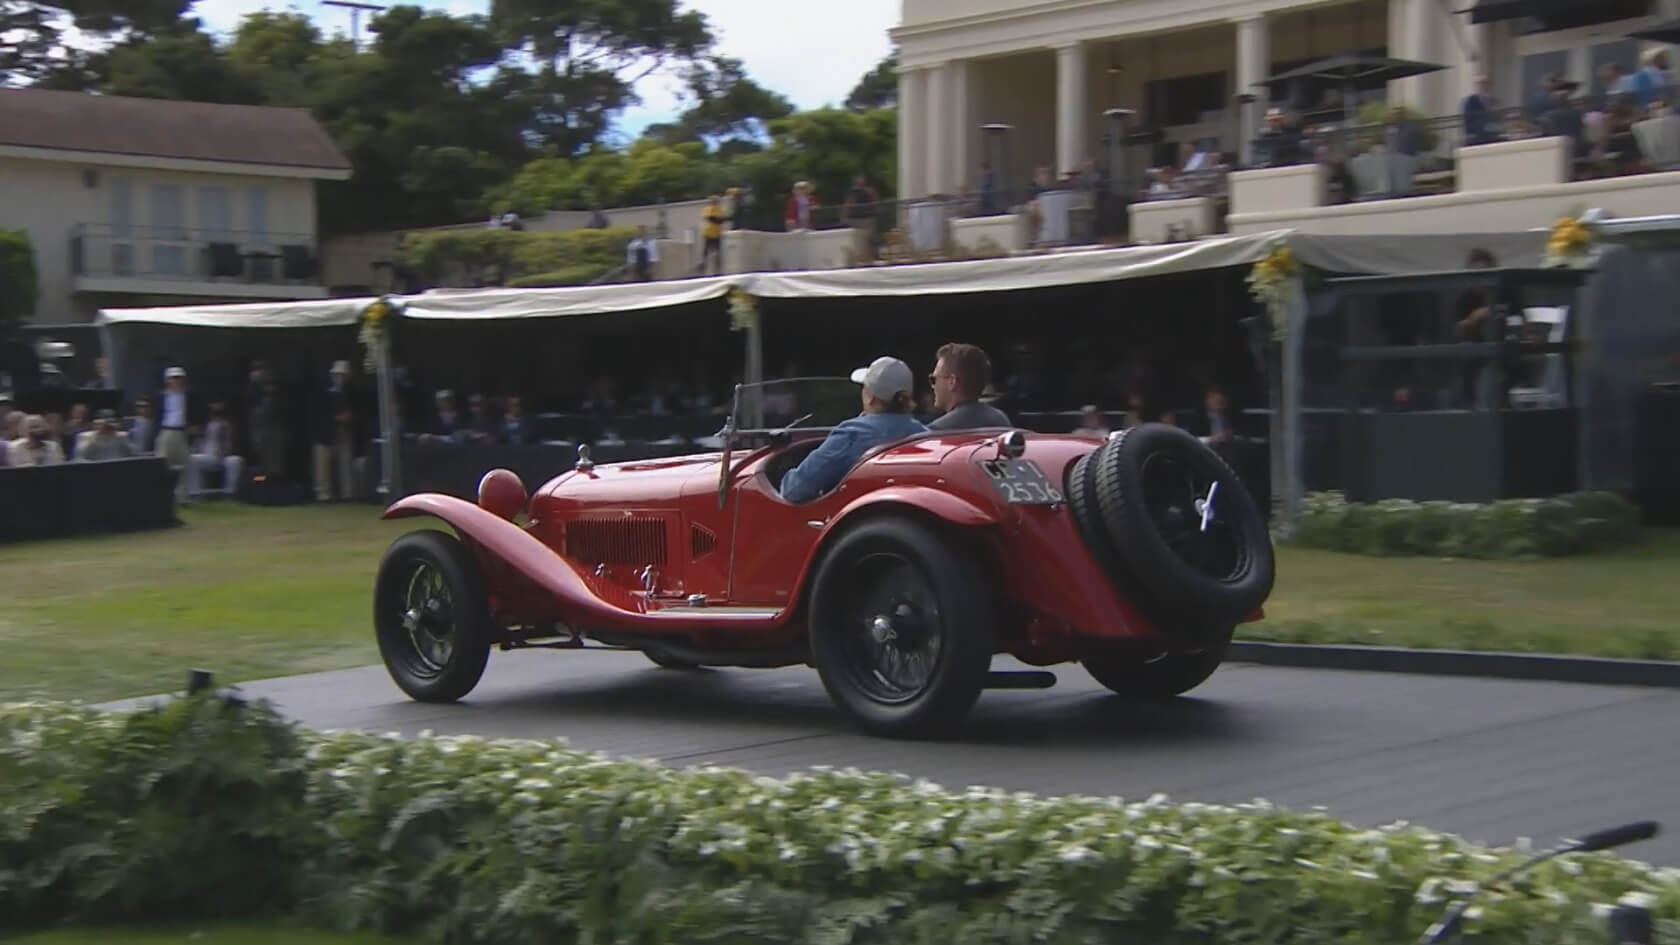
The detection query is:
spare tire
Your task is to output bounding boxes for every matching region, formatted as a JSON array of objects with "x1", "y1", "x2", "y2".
[{"x1": 1088, "y1": 424, "x2": 1274, "y2": 631}]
